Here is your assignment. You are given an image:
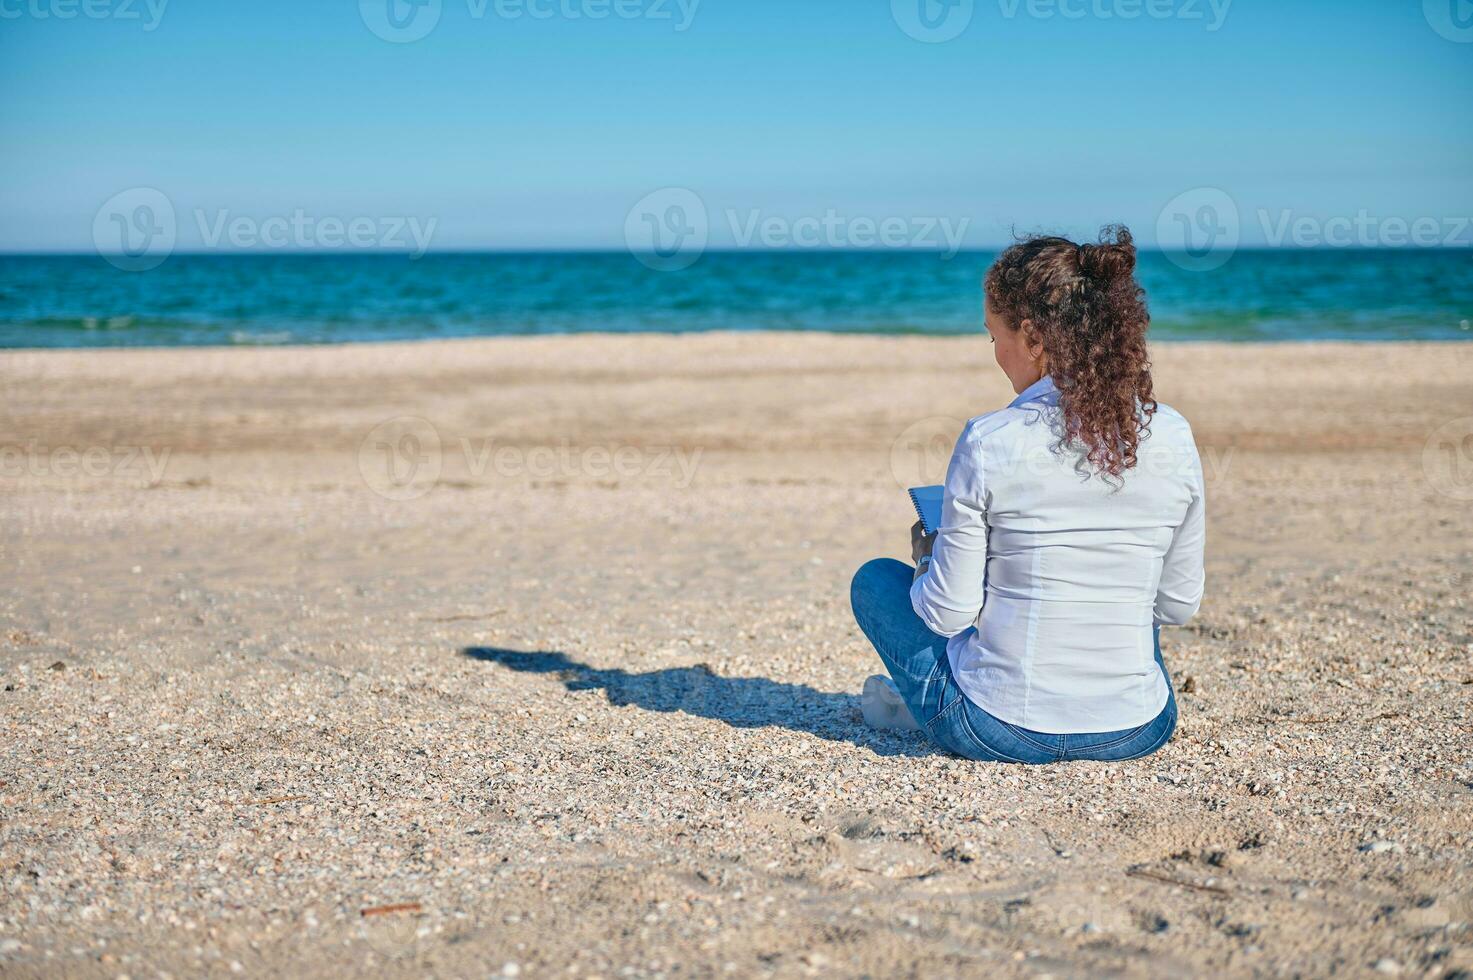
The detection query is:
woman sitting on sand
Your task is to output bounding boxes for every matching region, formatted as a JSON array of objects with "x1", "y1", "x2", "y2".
[{"x1": 851, "y1": 226, "x2": 1205, "y2": 763}]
